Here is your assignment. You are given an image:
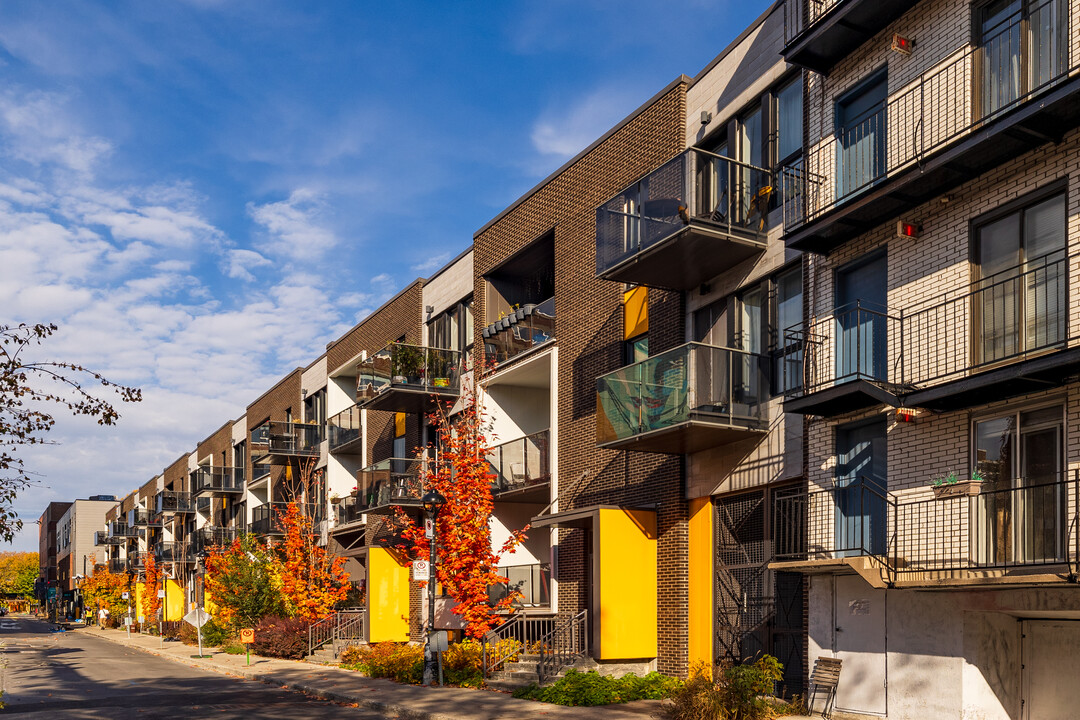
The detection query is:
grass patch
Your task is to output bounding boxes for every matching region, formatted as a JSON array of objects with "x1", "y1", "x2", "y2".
[{"x1": 512, "y1": 669, "x2": 682, "y2": 706}]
